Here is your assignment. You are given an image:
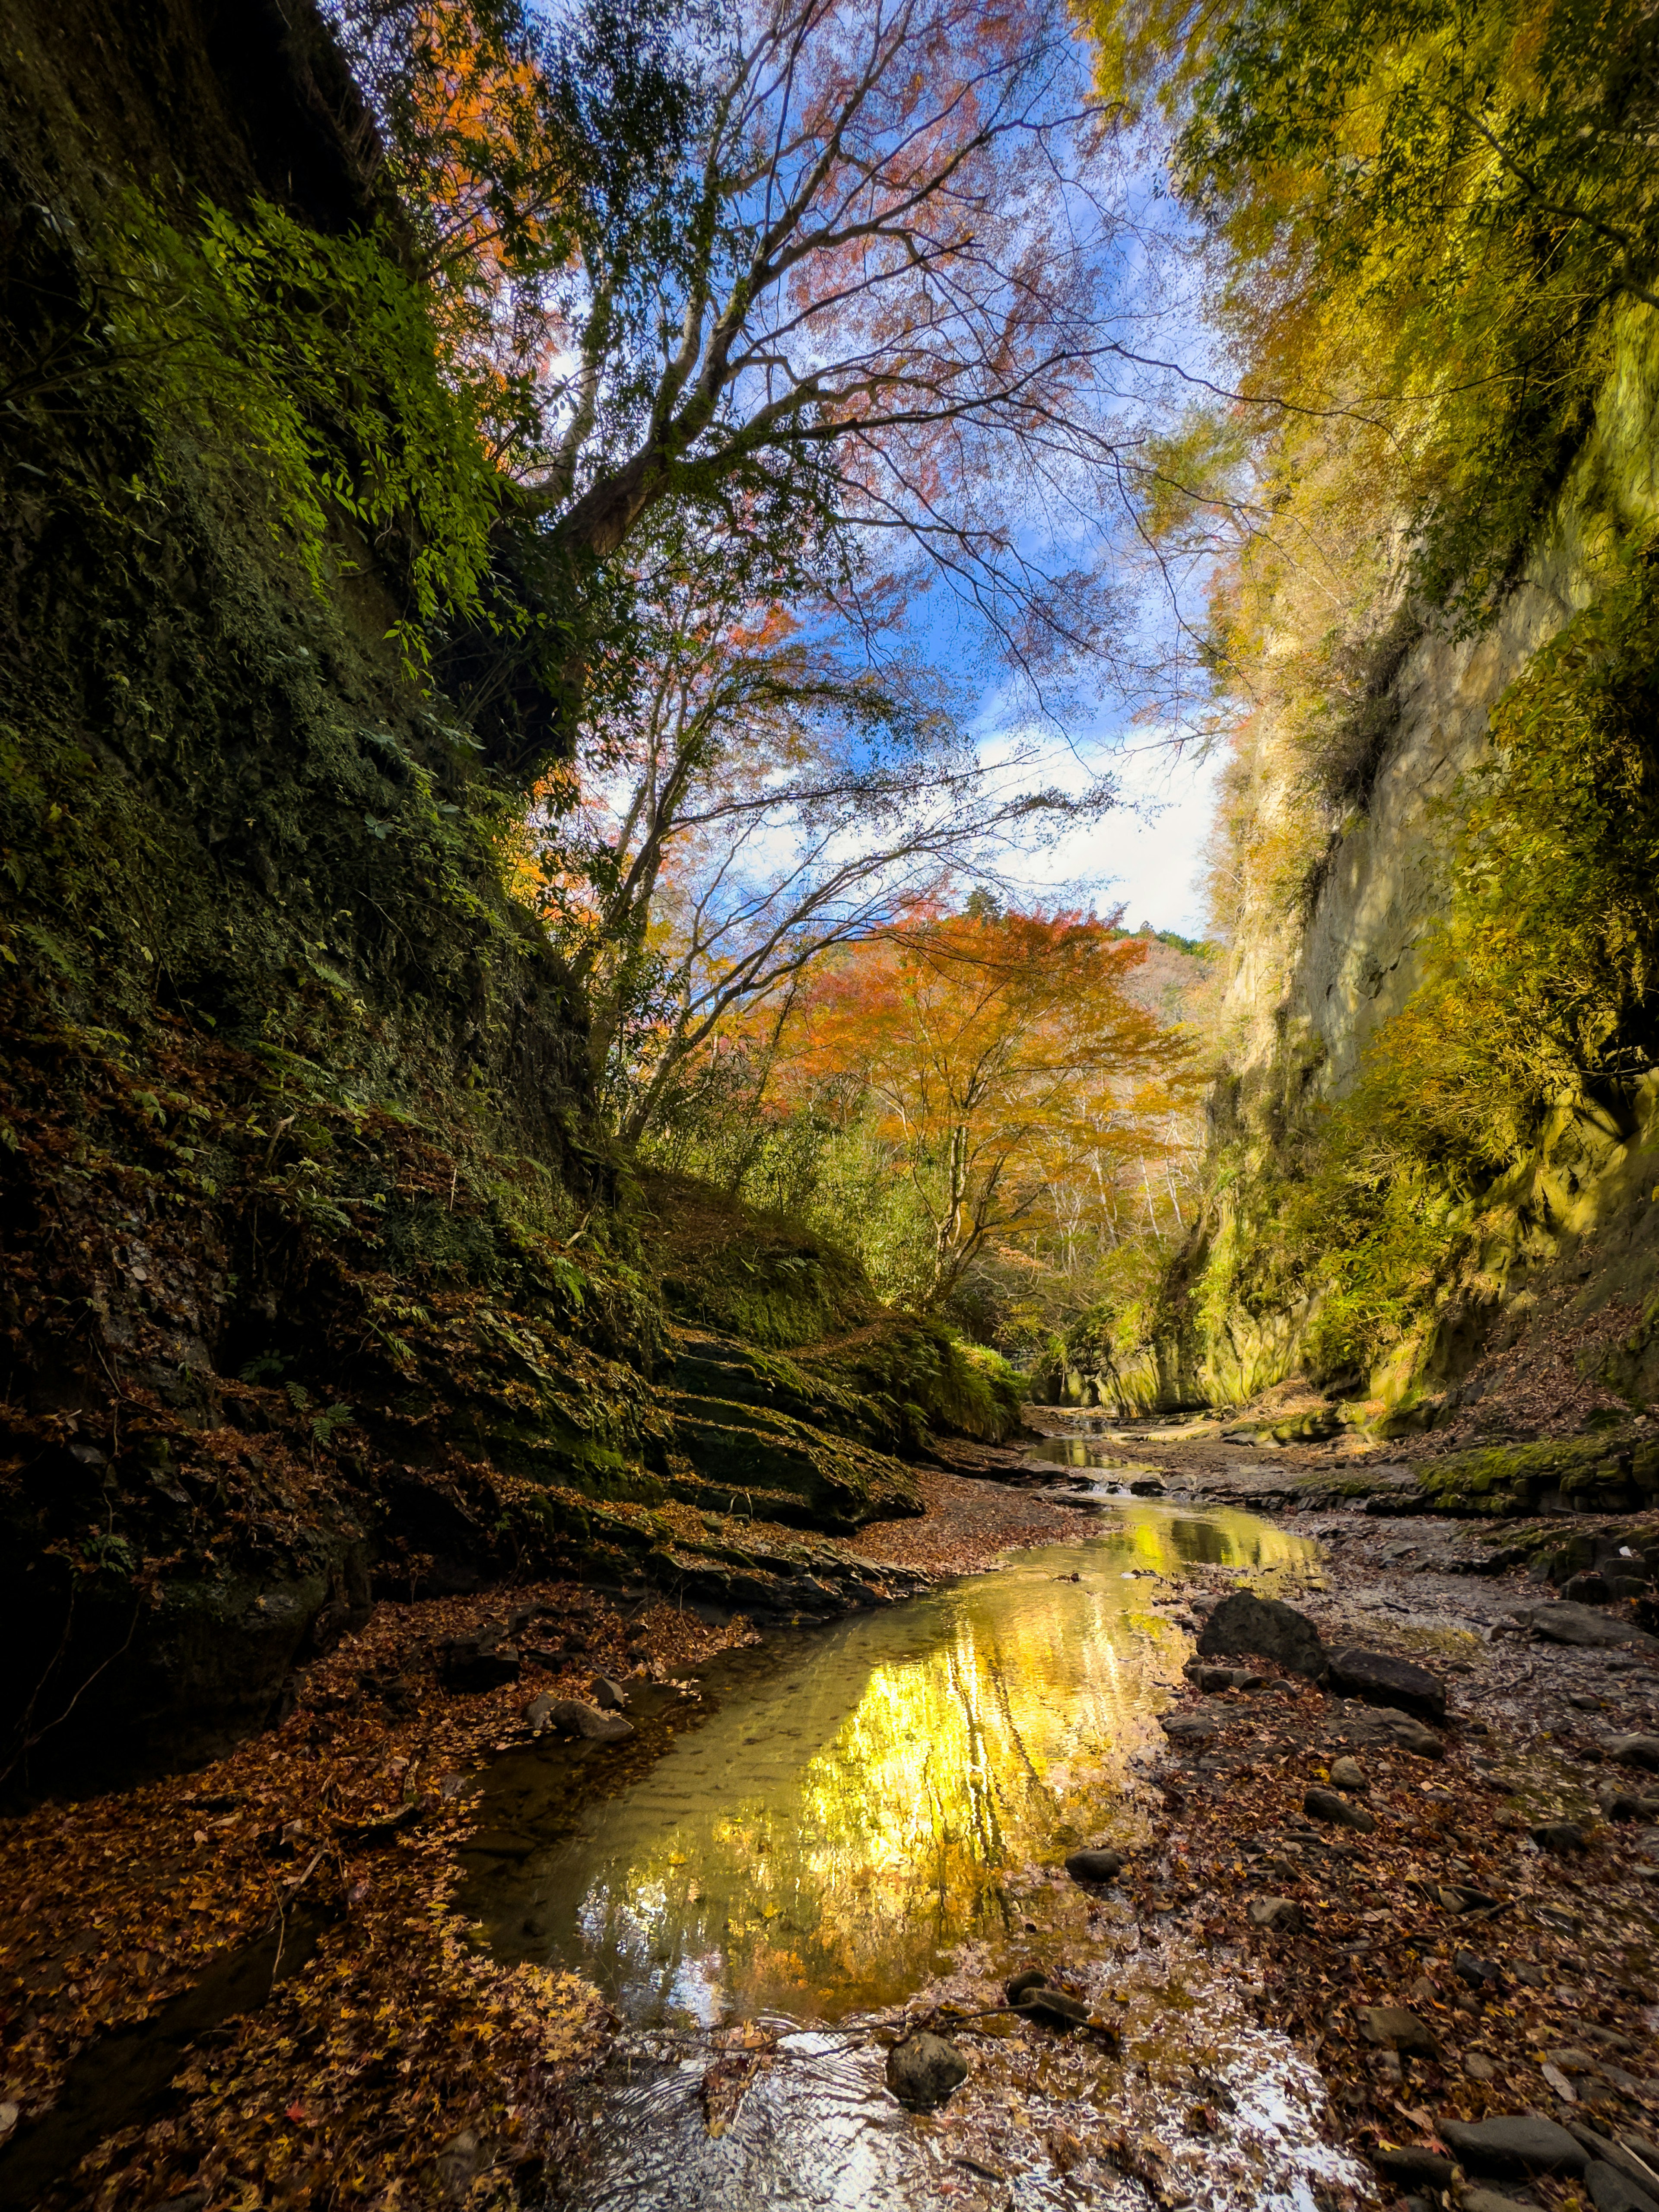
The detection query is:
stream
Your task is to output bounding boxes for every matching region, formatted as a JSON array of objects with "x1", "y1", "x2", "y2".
[{"x1": 462, "y1": 1496, "x2": 1370, "y2": 2212}]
